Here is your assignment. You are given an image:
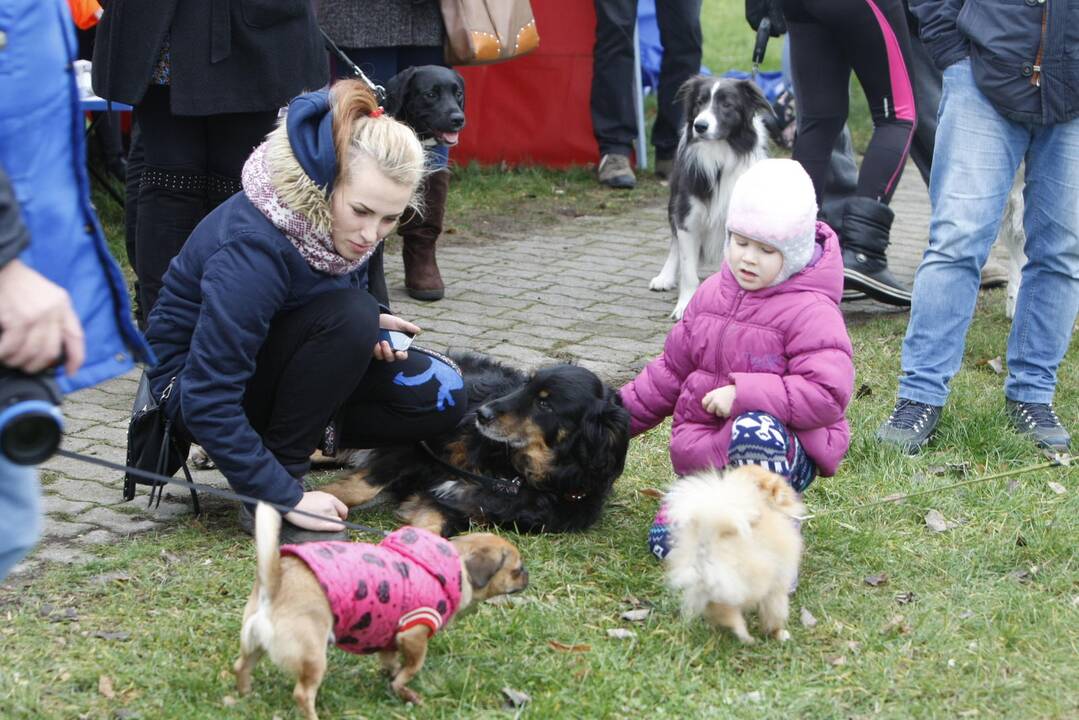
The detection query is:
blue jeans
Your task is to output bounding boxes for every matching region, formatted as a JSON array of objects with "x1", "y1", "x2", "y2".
[
  {"x1": 899, "y1": 59, "x2": 1079, "y2": 406},
  {"x1": 0, "y1": 457, "x2": 41, "y2": 580}
]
